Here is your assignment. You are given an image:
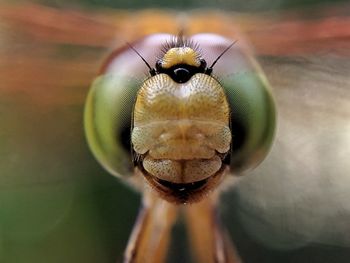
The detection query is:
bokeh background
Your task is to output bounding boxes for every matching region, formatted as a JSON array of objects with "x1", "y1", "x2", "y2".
[{"x1": 1, "y1": 0, "x2": 350, "y2": 262}]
